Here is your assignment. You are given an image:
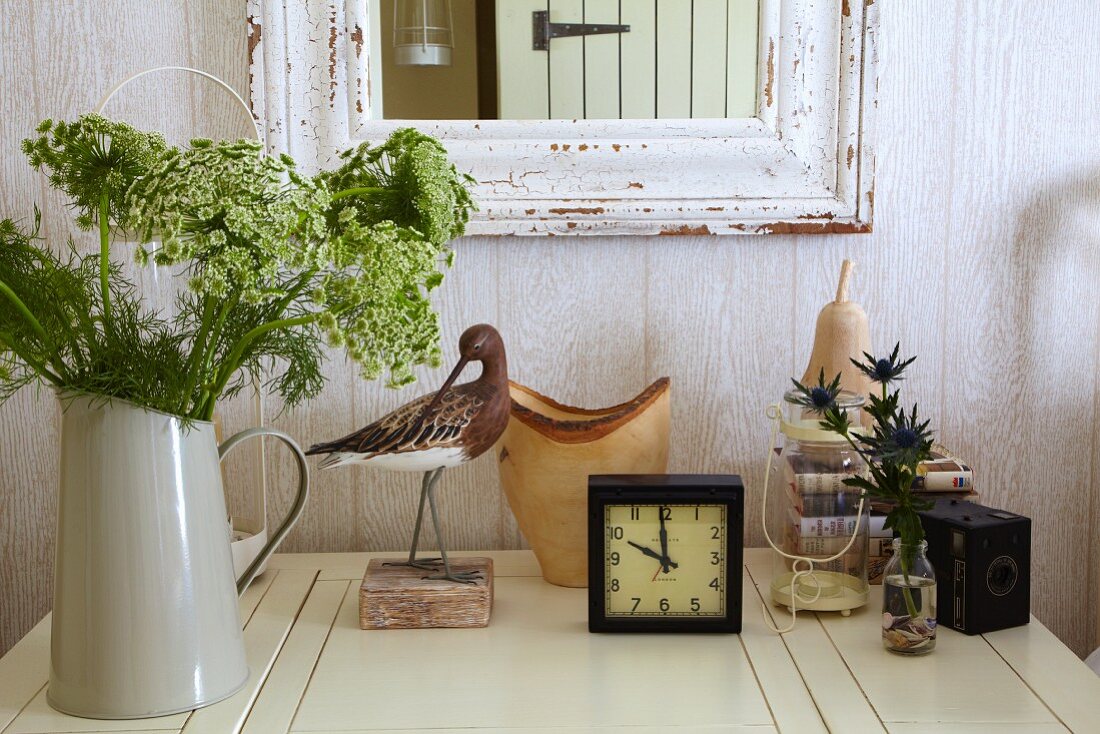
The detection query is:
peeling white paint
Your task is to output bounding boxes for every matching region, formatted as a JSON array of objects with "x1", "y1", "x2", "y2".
[{"x1": 247, "y1": 0, "x2": 878, "y2": 235}]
